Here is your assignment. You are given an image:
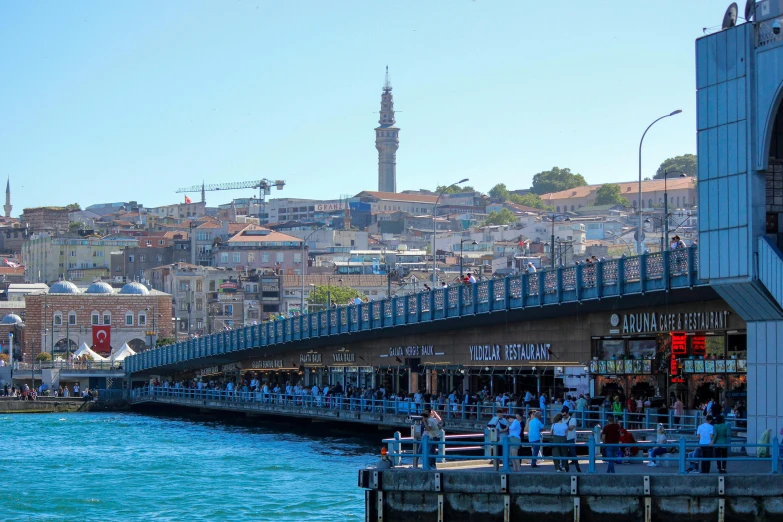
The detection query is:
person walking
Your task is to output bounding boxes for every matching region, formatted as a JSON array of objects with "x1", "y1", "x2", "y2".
[
  {"x1": 563, "y1": 408, "x2": 582, "y2": 472},
  {"x1": 712, "y1": 415, "x2": 730, "y2": 474},
  {"x1": 539, "y1": 393, "x2": 548, "y2": 423},
  {"x1": 695, "y1": 415, "x2": 715, "y2": 474},
  {"x1": 551, "y1": 413, "x2": 568, "y2": 472},
  {"x1": 508, "y1": 413, "x2": 525, "y2": 472},
  {"x1": 601, "y1": 414, "x2": 622, "y2": 473},
  {"x1": 526, "y1": 410, "x2": 544, "y2": 468}
]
